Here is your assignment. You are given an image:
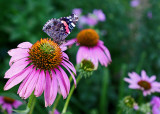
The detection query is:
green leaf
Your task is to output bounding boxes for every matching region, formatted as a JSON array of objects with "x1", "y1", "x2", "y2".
[
  {"x1": 63, "y1": 111, "x2": 72, "y2": 114},
  {"x1": 12, "y1": 107, "x2": 30, "y2": 114}
]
